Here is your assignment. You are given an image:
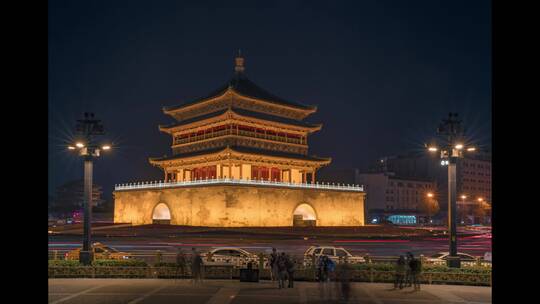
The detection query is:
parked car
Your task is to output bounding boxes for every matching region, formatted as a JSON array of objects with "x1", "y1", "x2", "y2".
[
  {"x1": 65, "y1": 242, "x2": 133, "y2": 260},
  {"x1": 200, "y1": 247, "x2": 262, "y2": 267},
  {"x1": 303, "y1": 246, "x2": 365, "y2": 266}
]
